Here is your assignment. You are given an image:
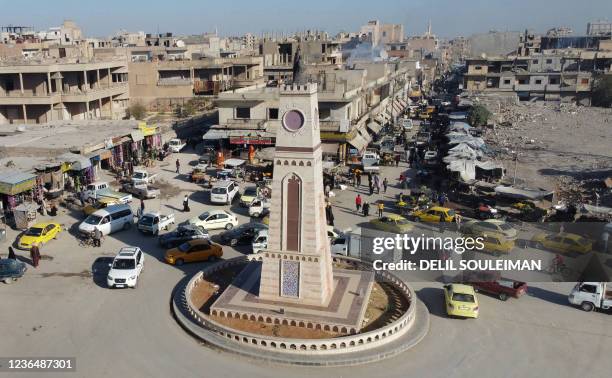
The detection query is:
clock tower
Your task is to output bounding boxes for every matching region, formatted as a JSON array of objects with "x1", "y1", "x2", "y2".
[{"x1": 258, "y1": 82, "x2": 335, "y2": 306}]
